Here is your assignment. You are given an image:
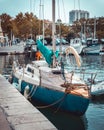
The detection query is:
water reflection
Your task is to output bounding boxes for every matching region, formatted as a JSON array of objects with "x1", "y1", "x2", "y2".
[
  {"x1": 30, "y1": 100, "x2": 88, "y2": 130},
  {"x1": 86, "y1": 102, "x2": 104, "y2": 130}
]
